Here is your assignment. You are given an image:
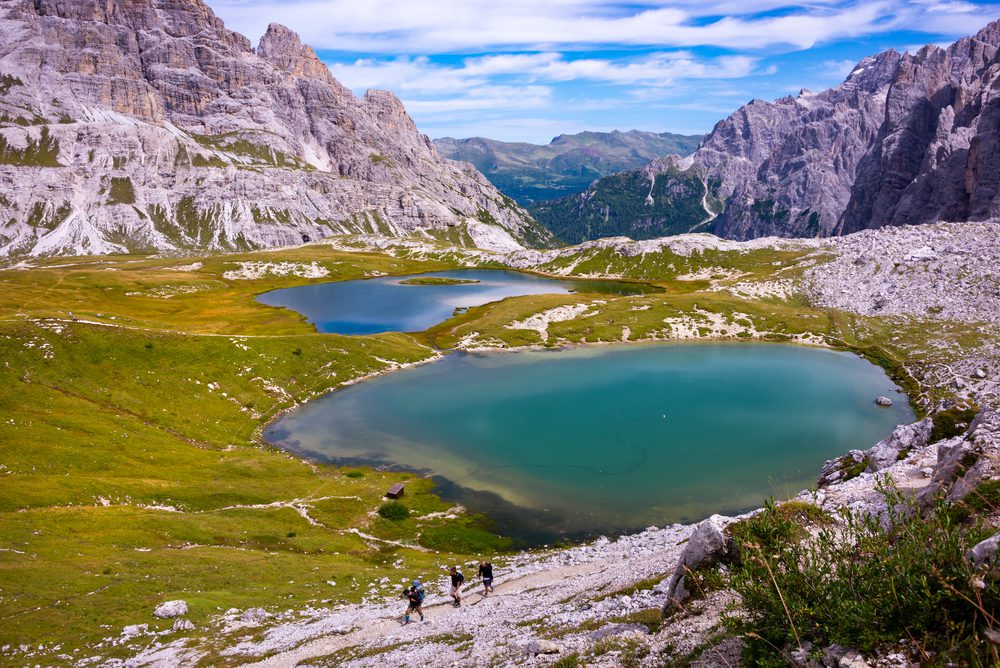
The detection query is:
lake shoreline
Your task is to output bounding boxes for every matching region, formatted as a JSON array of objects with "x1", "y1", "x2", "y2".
[{"x1": 263, "y1": 339, "x2": 912, "y2": 544}]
